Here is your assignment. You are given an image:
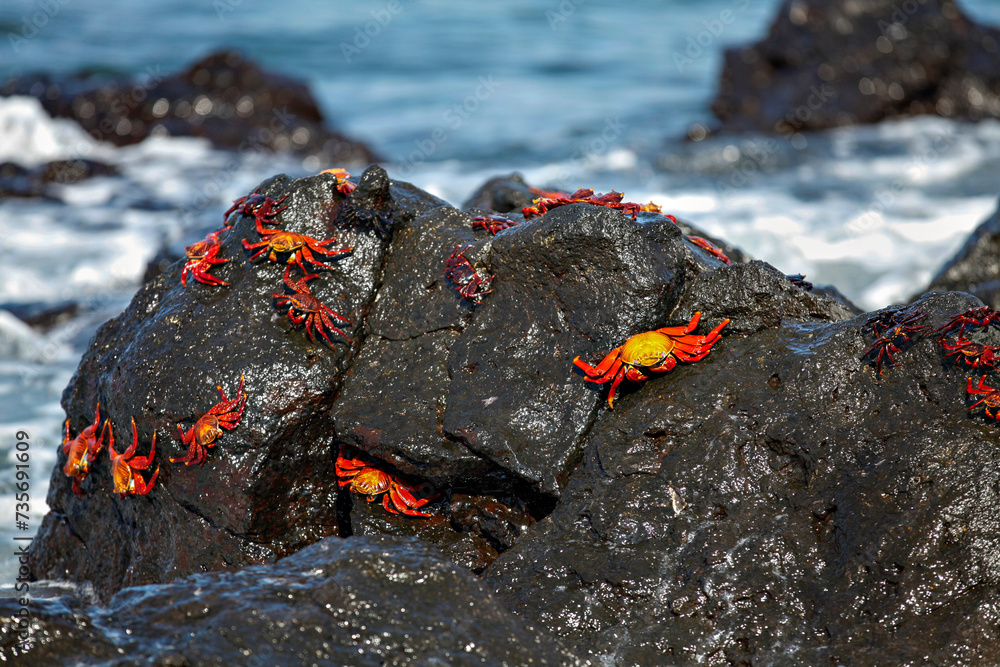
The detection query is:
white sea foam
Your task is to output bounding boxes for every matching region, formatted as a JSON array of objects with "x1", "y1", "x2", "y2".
[
  {"x1": 407, "y1": 116, "x2": 1000, "y2": 311},
  {"x1": 0, "y1": 312, "x2": 54, "y2": 362},
  {"x1": 0, "y1": 96, "x2": 113, "y2": 167}
]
